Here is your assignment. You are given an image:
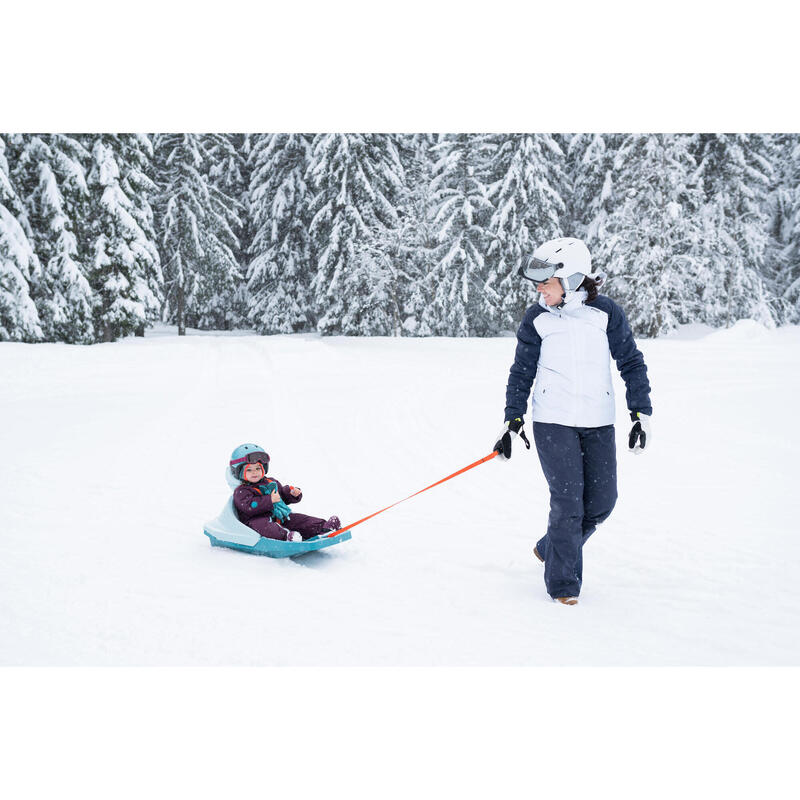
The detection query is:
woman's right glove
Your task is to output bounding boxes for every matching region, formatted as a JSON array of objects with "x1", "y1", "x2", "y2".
[{"x1": 493, "y1": 417, "x2": 531, "y2": 460}]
